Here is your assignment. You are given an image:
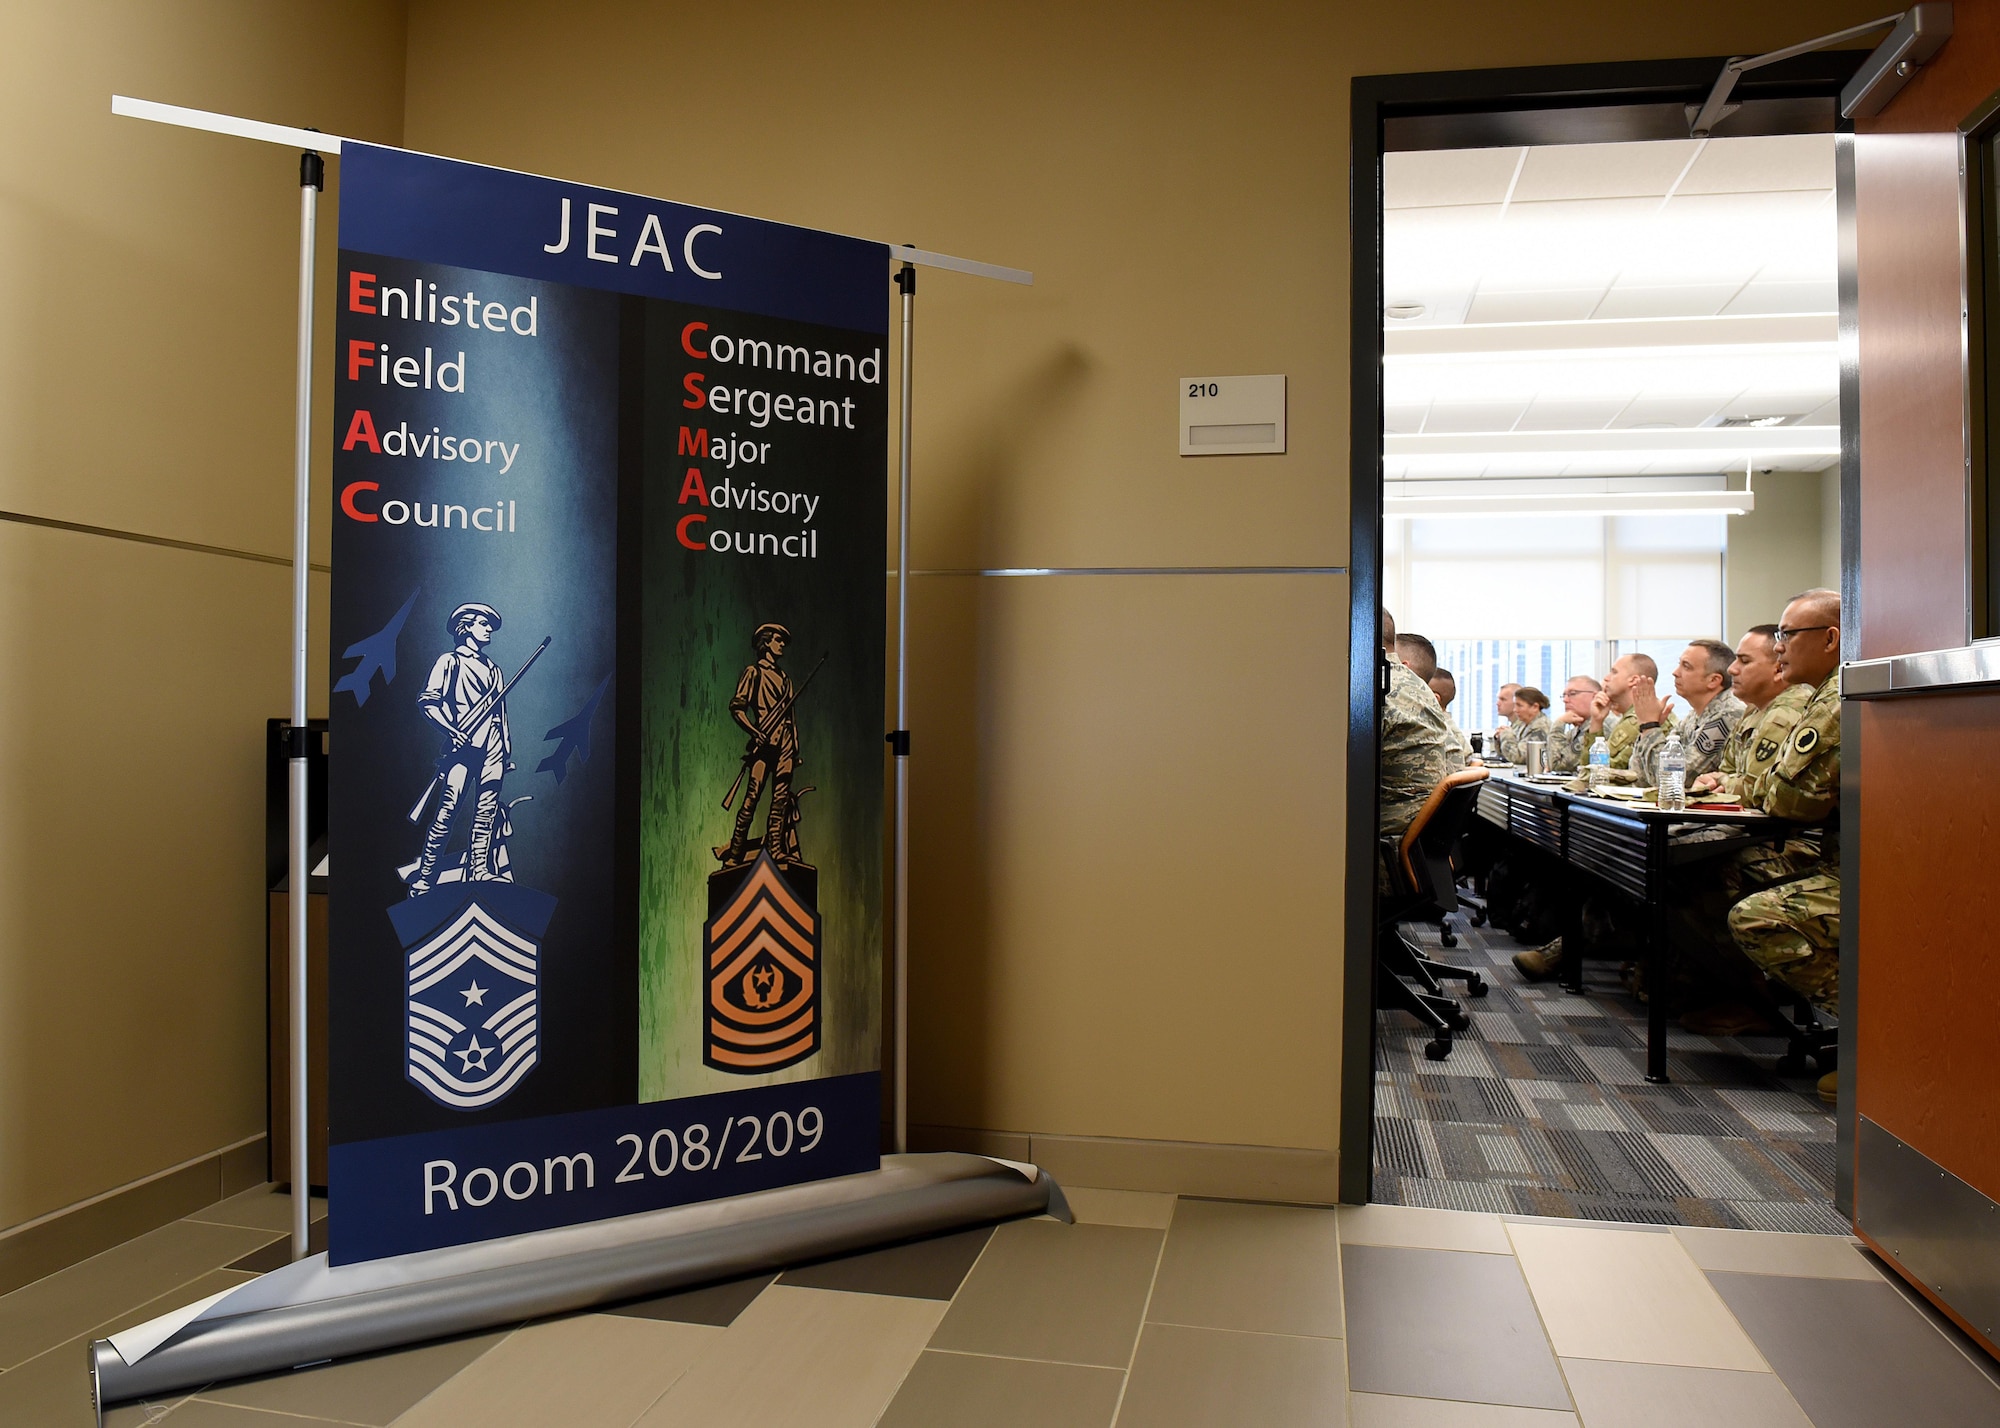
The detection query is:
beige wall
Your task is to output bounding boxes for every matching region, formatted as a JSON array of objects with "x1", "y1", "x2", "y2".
[
  {"x1": 398, "y1": 0, "x2": 1892, "y2": 1191},
  {"x1": 1725, "y1": 470, "x2": 1828, "y2": 639},
  {"x1": 0, "y1": 0, "x2": 404, "y2": 1234}
]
